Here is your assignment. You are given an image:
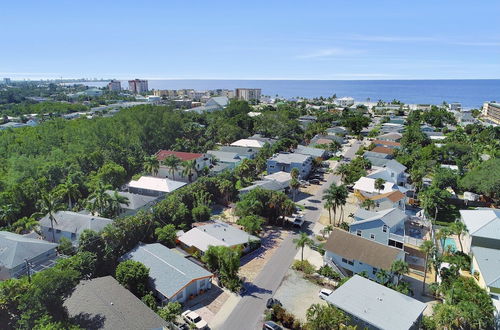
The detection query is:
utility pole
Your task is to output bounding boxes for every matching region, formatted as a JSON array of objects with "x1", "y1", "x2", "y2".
[{"x1": 25, "y1": 259, "x2": 31, "y2": 283}]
